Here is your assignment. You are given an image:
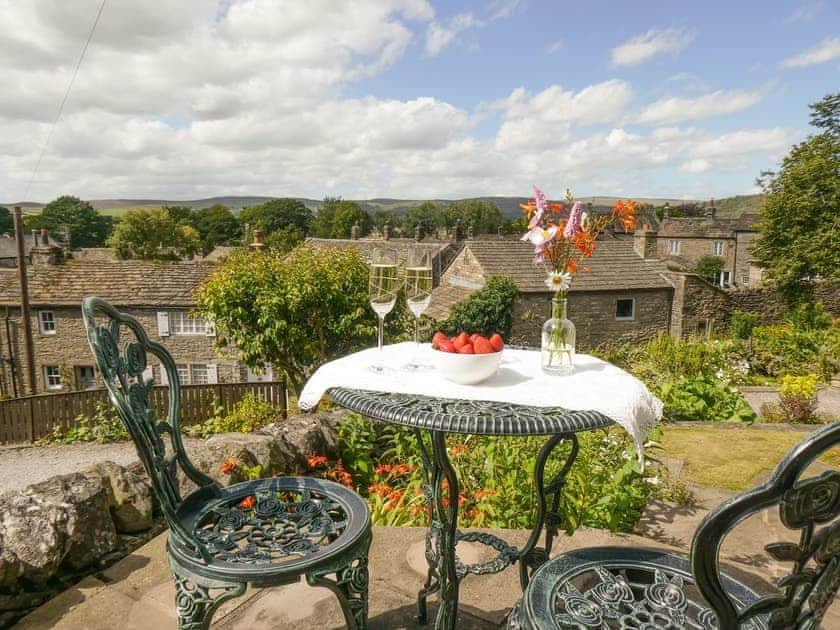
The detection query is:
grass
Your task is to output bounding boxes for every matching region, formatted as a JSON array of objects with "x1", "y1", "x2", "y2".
[{"x1": 659, "y1": 425, "x2": 839, "y2": 491}]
